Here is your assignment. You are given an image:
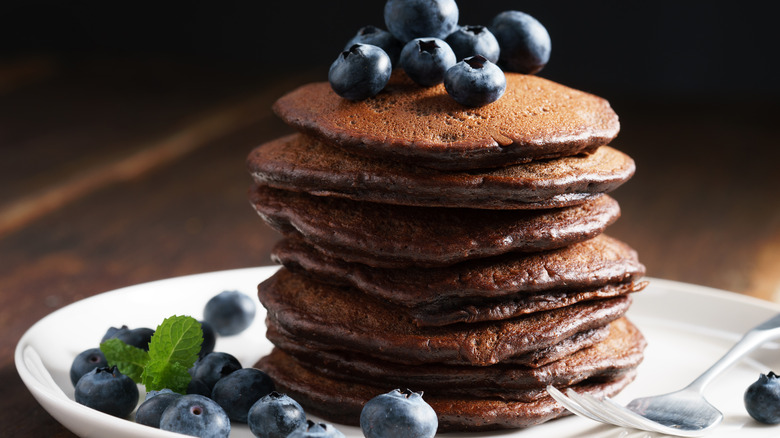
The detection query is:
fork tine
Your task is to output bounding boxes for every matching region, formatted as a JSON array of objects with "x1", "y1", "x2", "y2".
[
  {"x1": 580, "y1": 392, "x2": 656, "y2": 430},
  {"x1": 550, "y1": 386, "x2": 708, "y2": 436},
  {"x1": 565, "y1": 389, "x2": 637, "y2": 429},
  {"x1": 546, "y1": 386, "x2": 605, "y2": 423},
  {"x1": 596, "y1": 396, "x2": 673, "y2": 434},
  {"x1": 599, "y1": 397, "x2": 715, "y2": 437}
]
